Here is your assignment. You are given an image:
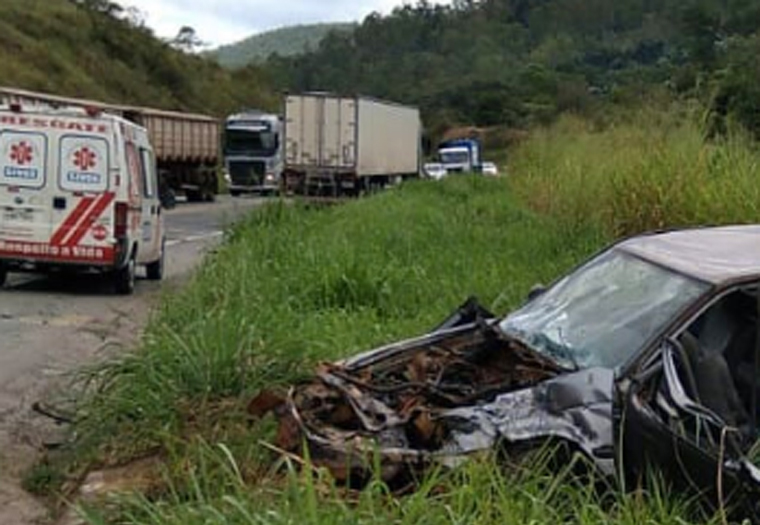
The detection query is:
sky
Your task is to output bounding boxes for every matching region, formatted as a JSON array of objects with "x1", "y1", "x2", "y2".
[{"x1": 122, "y1": 0, "x2": 437, "y2": 48}]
